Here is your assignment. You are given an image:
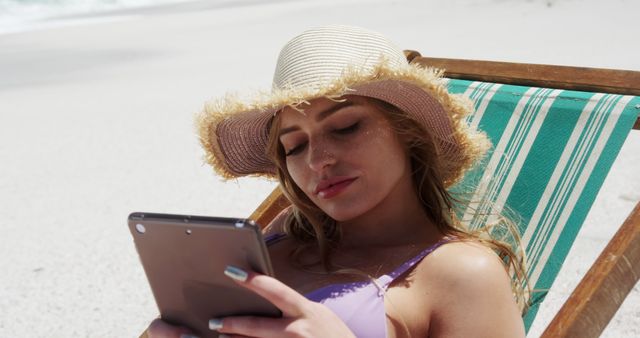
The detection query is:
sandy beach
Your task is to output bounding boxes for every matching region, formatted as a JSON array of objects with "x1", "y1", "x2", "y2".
[{"x1": 0, "y1": 0, "x2": 637, "y2": 337}]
